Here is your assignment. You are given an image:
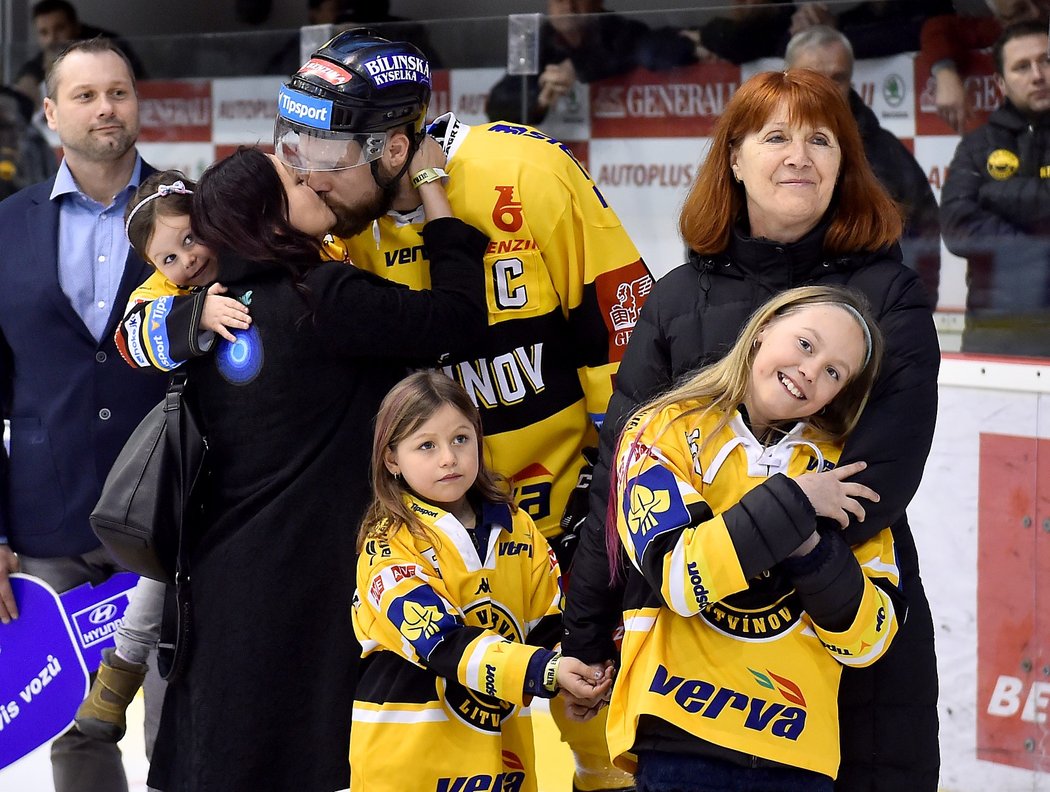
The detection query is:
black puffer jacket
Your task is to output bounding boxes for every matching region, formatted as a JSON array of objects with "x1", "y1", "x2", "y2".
[
  {"x1": 940, "y1": 99, "x2": 1050, "y2": 356},
  {"x1": 563, "y1": 223, "x2": 941, "y2": 791},
  {"x1": 851, "y1": 90, "x2": 942, "y2": 306}
]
